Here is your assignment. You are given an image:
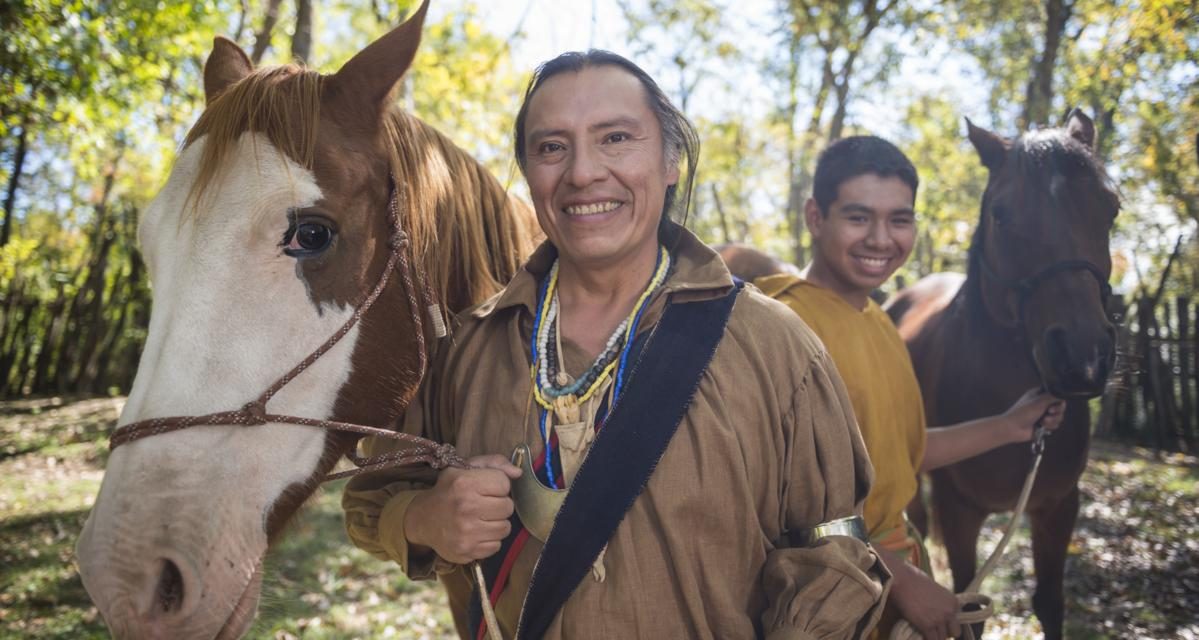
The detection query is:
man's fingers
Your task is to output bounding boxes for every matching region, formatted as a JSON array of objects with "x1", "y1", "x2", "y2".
[
  {"x1": 475, "y1": 496, "x2": 516, "y2": 521},
  {"x1": 469, "y1": 454, "x2": 523, "y2": 479}
]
